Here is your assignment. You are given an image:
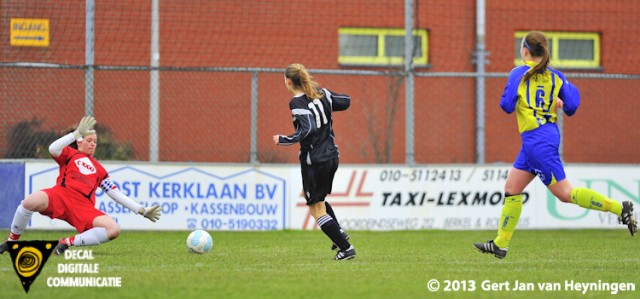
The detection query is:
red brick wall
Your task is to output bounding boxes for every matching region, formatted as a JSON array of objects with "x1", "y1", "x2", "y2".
[{"x1": 2, "y1": 0, "x2": 638, "y2": 163}]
